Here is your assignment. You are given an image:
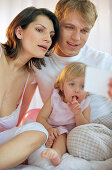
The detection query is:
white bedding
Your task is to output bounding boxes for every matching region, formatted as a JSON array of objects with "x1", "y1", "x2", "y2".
[{"x1": 12, "y1": 154, "x2": 112, "y2": 170}]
